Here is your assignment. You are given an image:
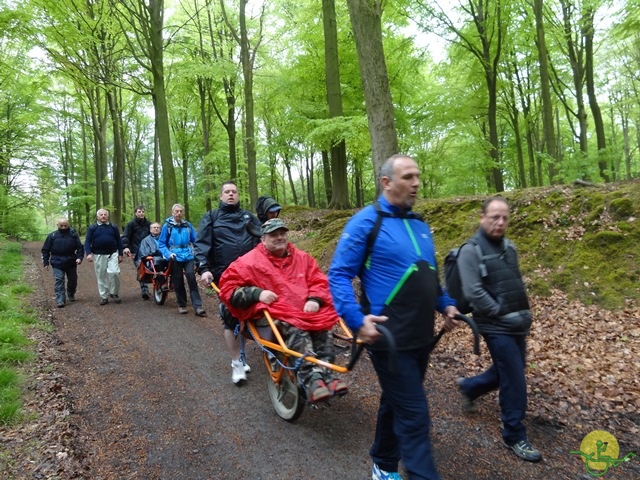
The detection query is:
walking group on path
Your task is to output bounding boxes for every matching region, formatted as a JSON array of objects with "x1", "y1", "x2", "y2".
[{"x1": 41, "y1": 154, "x2": 541, "y2": 480}]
